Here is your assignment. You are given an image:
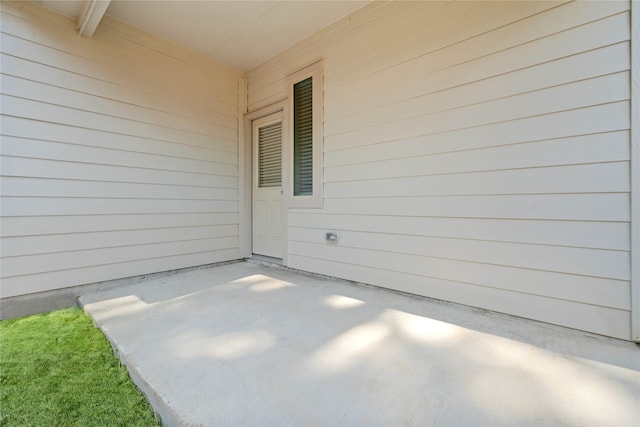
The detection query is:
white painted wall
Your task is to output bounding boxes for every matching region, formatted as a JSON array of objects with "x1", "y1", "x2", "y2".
[
  {"x1": 246, "y1": 1, "x2": 634, "y2": 340},
  {"x1": 0, "y1": 1, "x2": 242, "y2": 297}
]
